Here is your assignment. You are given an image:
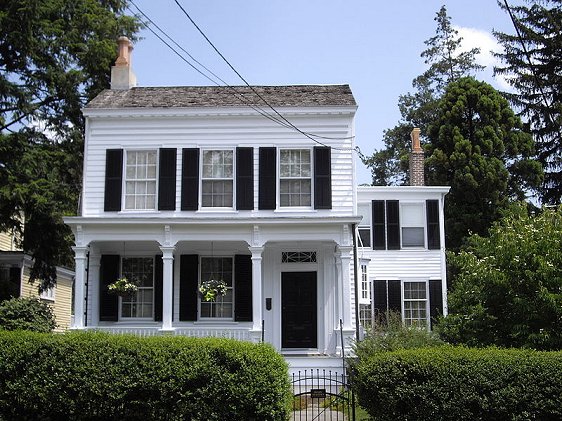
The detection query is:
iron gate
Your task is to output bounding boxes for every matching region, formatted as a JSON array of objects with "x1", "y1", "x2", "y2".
[{"x1": 291, "y1": 369, "x2": 355, "y2": 421}]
